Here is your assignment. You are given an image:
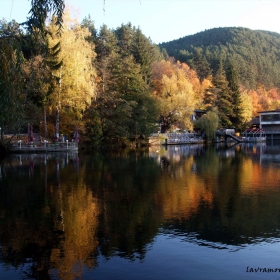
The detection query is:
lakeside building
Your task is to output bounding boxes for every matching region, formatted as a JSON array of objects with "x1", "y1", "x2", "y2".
[{"x1": 258, "y1": 109, "x2": 280, "y2": 140}]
